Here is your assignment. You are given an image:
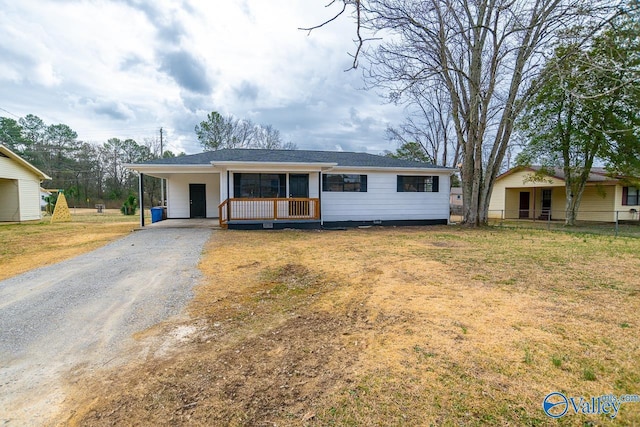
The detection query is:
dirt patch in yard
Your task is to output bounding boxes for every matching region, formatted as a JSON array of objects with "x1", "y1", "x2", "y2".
[{"x1": 58, "y1": 227, "x2": 640, "y2": 425}]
